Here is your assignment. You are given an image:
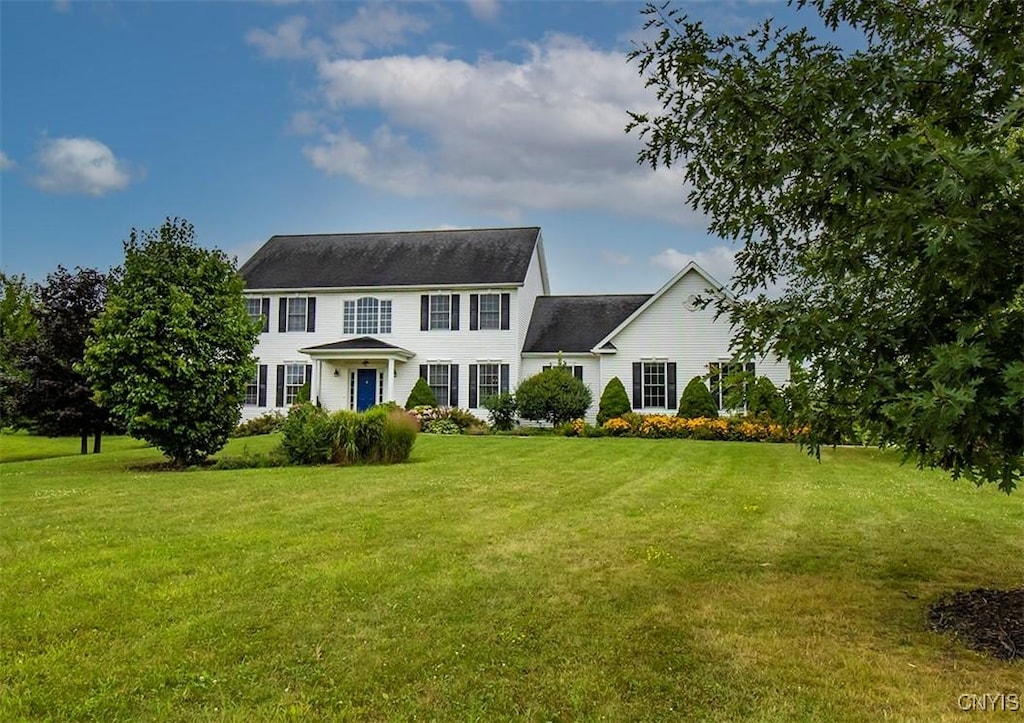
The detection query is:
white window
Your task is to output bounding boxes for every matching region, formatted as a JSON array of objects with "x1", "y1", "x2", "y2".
[
  {"x1": 478, "y1": 294, "x2": 501, "y2": 330},
  {"x1": 285, "y1": 298, "x2": 307, "y2": 332},
  {"x1": 343, "y1": 297, "x2": 392, "y2": 335},
  {"x1": 245, "y1": 298, "x2": 264, "y2": 328},
  {"x1": 427, "y1": 364, "x2": 449, "y2": 406},
  {"x1": 244, "y1": 368, "x2": 259, "y2": 406},
  {"x1": 643, "y1": 362, "x2": 667, "y2": 408},
  {"x1": 477, "y1": 363, "x2": 500, "y2": 401},
  {"x1": 709, "y1": 362, "x2": 755, "y2": 409},
  {"x1": 284, "y1": 363, "x2": 307, "y2": 405},
  {"x1": 429, "y1": 295, "x2": 450, "y2": 330}
]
